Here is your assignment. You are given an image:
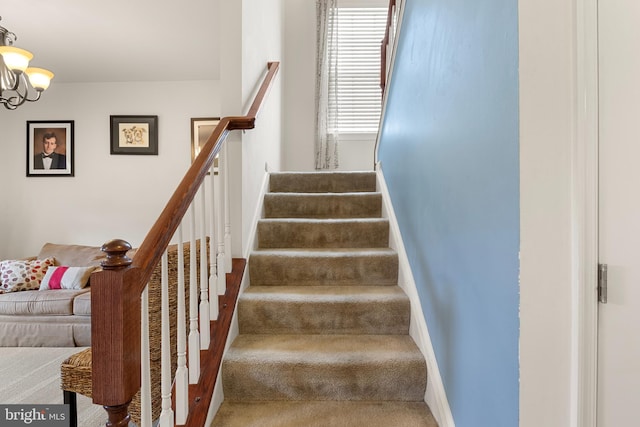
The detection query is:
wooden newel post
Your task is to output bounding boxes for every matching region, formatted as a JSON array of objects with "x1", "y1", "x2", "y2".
[
  {"x1": 92, "y1": 239, "x2": 140, "y2": 427},
  {"x1": 104, "y1": 405, "x2": 131, "y2": 427},
  {"x1": 101, "y1": 240, "x2": 133, "y2": 270}
]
